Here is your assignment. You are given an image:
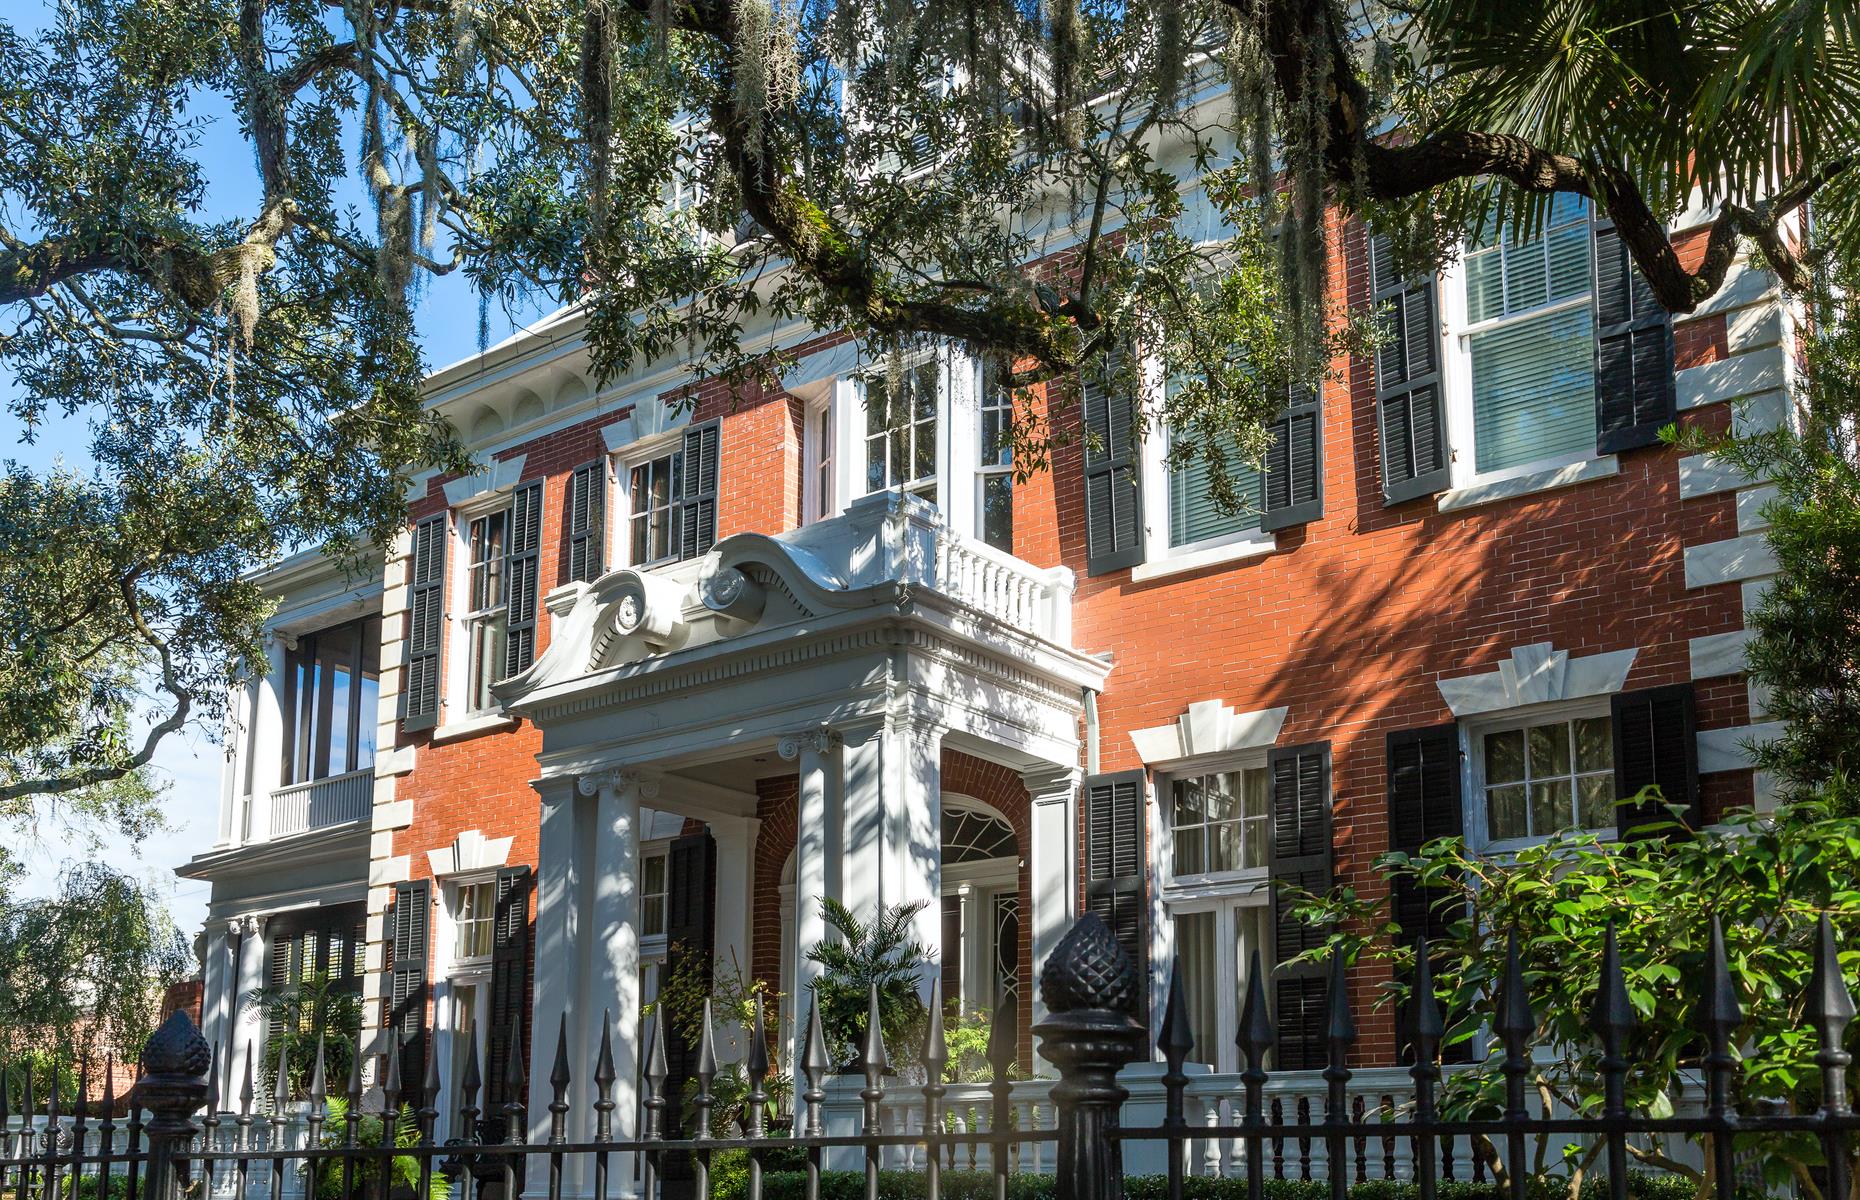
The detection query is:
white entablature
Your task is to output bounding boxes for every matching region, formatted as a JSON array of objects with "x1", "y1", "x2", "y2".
[{"x1": 492, "y1": 488, "x2": 1107, "y2": 776}]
